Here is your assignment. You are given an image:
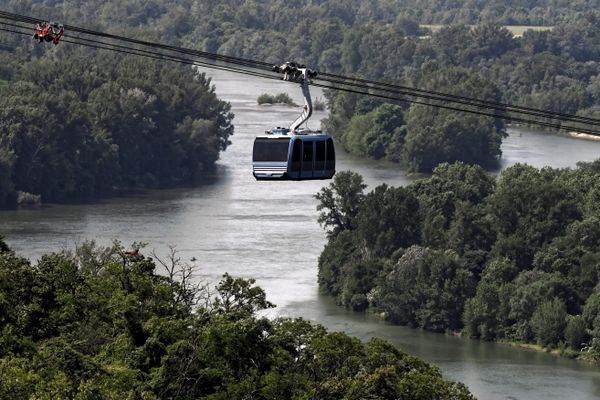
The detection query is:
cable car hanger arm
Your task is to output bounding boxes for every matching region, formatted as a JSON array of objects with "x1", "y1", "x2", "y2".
[
  {"x1": 290, "y1": 75, "x2": 312, "y2": 132},
  {"x1": 273, "y1": 62, "x2": 318, "y2": 133}
]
